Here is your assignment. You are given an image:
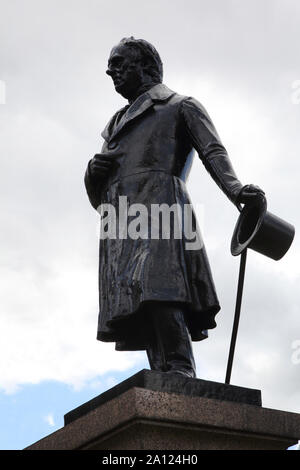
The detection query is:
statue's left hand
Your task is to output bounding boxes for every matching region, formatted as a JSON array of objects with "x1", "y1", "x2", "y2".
[
  {"x1": 88, "y1": 151, "x2": 121, "y2": 182},
  {"x1": 237, "y1": 184, "x2": 266, "y2": 206}
]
